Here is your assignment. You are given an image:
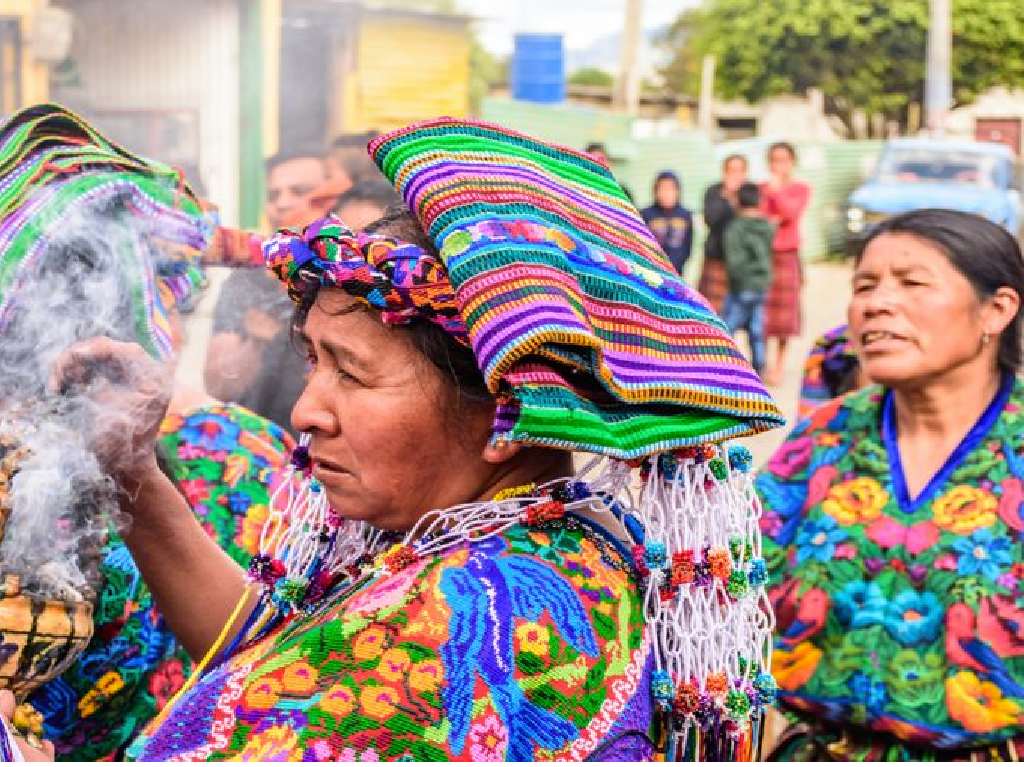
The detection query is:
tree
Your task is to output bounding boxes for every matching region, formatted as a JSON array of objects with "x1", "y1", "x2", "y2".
[
  {"x1": 568, "y1": 67, "x2": 615, "y2": 88},
  {"x1": 658, "y1": 0, "x2": 1024, "y2": 129}
]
